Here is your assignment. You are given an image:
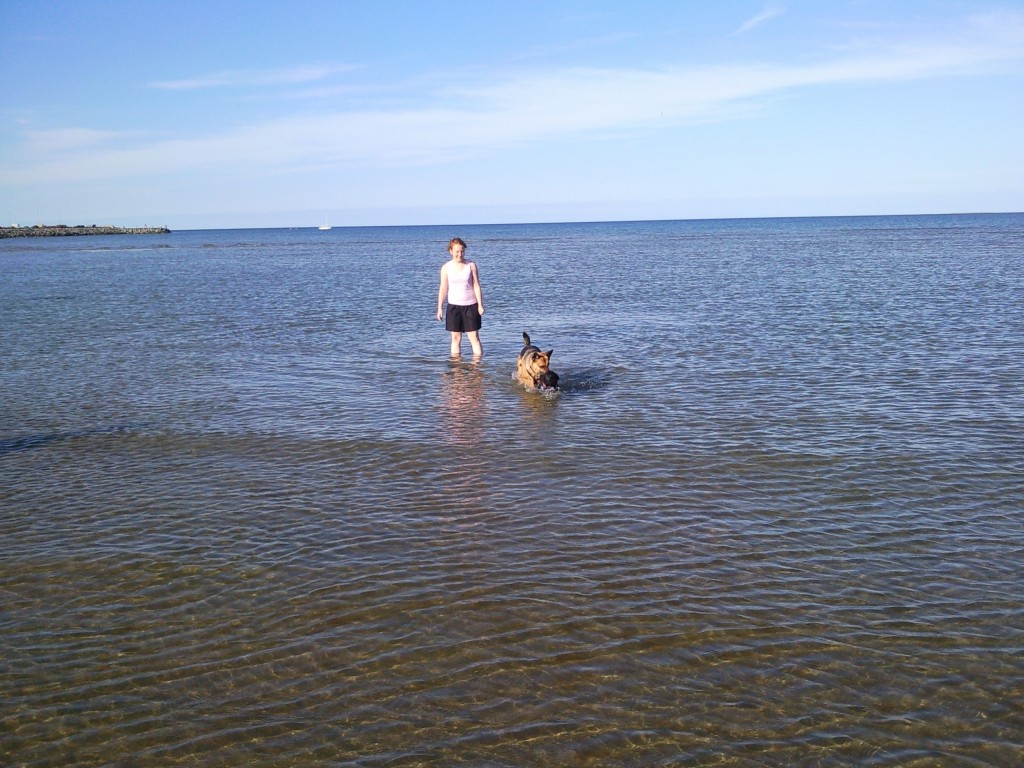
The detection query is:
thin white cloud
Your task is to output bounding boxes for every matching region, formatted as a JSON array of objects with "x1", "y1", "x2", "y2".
[
  {"x1": 5, "y1": 17, "x2": 1023, "y2": 186},
  {"x1": 735, "y1": 3, "x2": 786, "y2": 35},
  {"x1": 150, "y1": 64, "x2": 354, "y2": 90},
  {"x1": 23, "y1": 127, "x2": 127, "y2": 154}
]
